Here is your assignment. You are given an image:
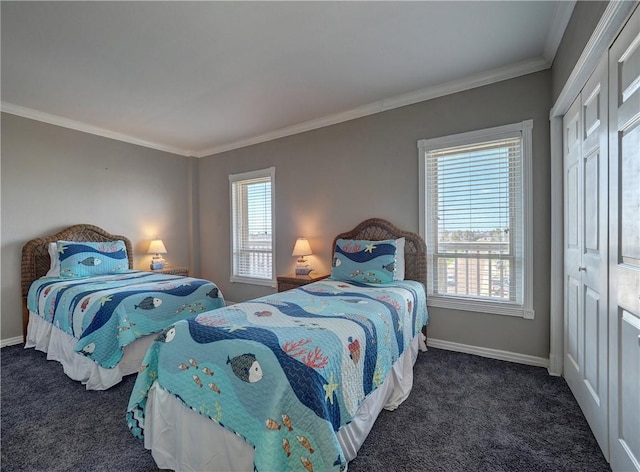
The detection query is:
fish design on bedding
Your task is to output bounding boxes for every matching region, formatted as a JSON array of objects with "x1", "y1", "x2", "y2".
[
  {"x1": 282, "y1": 414, "x2": 293, "y2": 431},
  {"x1": 27, "y1": 271, "x2": 225, "y2": 368},
  {"x1": 135, "y1": 296, "x2": 162, "y2": 310},
  {"x1": 282, "y1": 438, "x2": 291, "y2": 457},
  {"x1": 227, "y1": 353, "x2": 264, "y2": 383},
  {"x1": 126, "y1": 278, "x2": 428, "y2": 472},
  {"x1": 79, "y1": 257, "x2": 102, "y2": 266},
  {"x1": 157, "y1": 326, "x2": 176, "y2": 343}
]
